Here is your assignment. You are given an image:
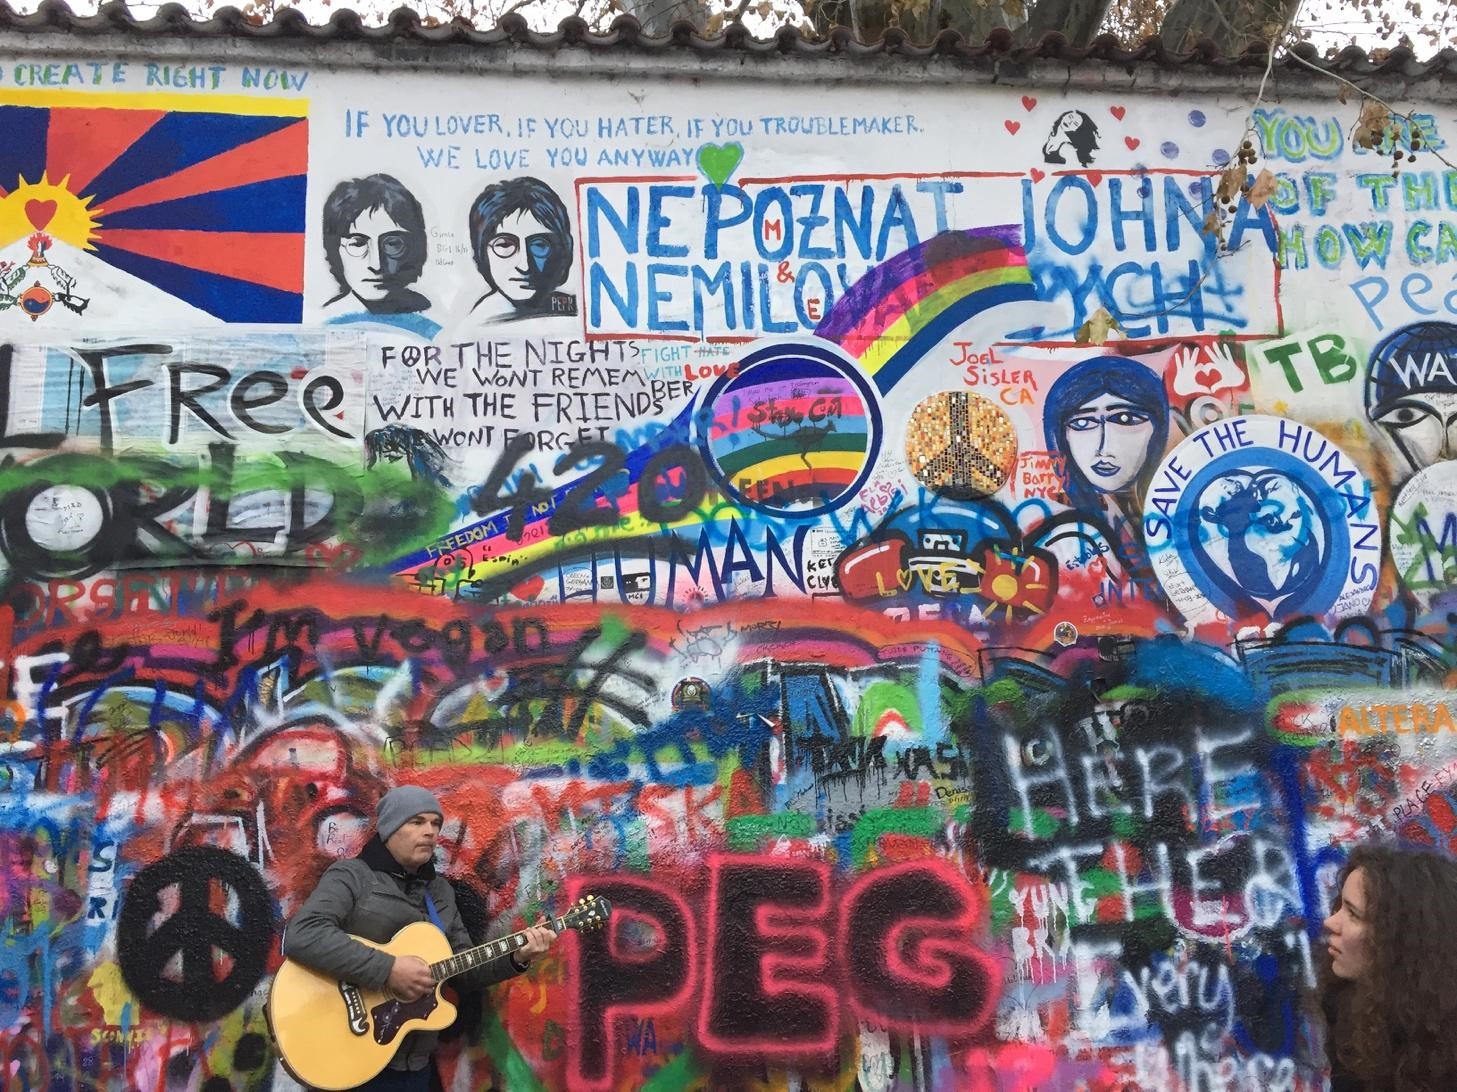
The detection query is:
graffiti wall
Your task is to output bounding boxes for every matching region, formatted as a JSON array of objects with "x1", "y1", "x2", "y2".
[{"x1": 0, "y1": 35, "x2": 1455, "y2": 1091}]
